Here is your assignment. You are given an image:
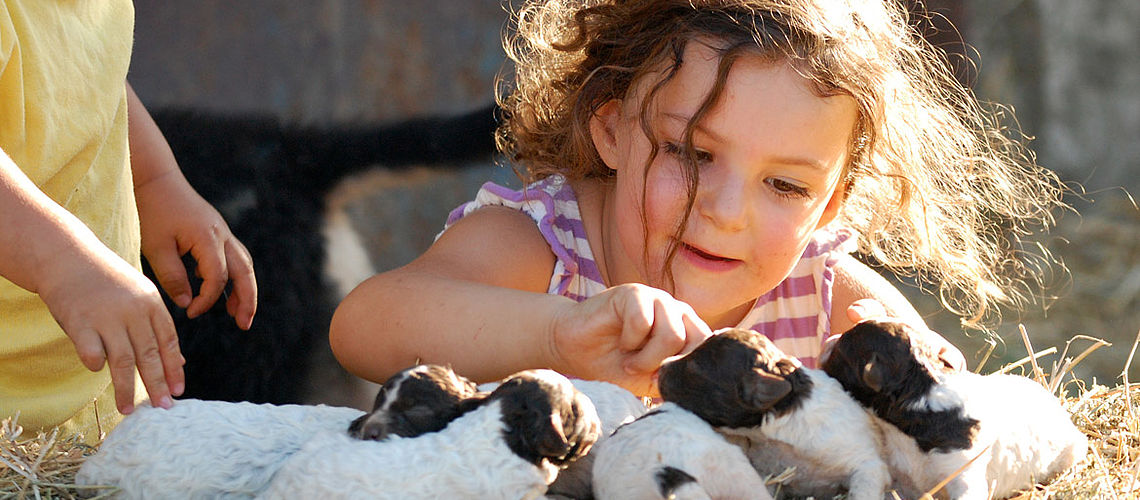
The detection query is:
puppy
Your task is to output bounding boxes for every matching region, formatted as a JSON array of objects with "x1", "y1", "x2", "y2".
[
  {"x1": 659, "y1": 328, "x2": 890, "y2": 500},
  {"x1": 821, "y1": 320, "x2": 1088, "y2": 499},
  {"x1": 348, "y1": 364, "x2": 482, "y2": 441},
  {"x1": 260, "y1": 369, "x2": 602, "y2": 499},
  {"x1": 591, "y1": 402, "x2": 773, "y2": 500}
]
